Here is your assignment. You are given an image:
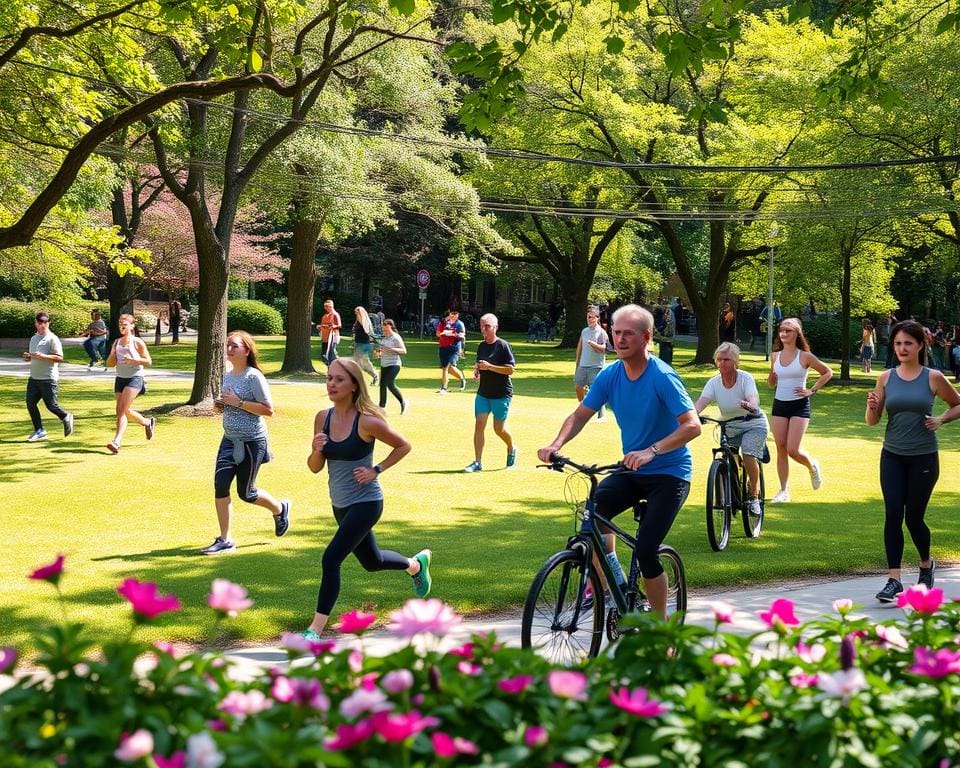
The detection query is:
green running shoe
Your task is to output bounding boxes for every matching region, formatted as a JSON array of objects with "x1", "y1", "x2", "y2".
[{"x1": 412, "y1": 549, "x2": 432, "y2": 598}]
